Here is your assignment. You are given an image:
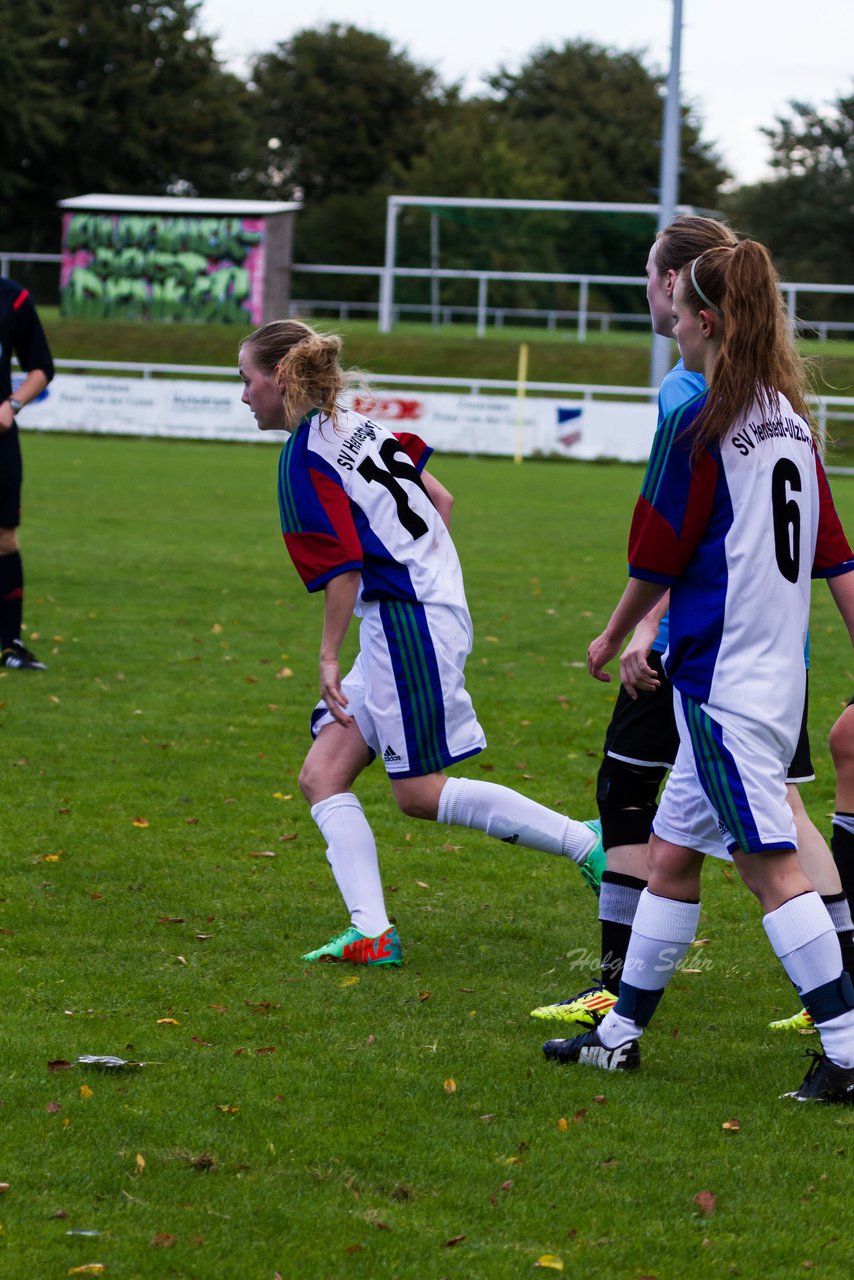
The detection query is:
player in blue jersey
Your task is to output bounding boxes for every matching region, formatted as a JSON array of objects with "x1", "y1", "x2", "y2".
[
  {"x1": 544, "y1": 239, "x2": 854, "y2": 1102},
  {"x1": 0, "y1": 277, "x2": 55, "y2": 669},
  {"x1": 238, "y1": 319, "x2": 604, "y2": 966},
  {"x1": 531, "y1": 216, "x2": 854, "y2": 1032}
]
